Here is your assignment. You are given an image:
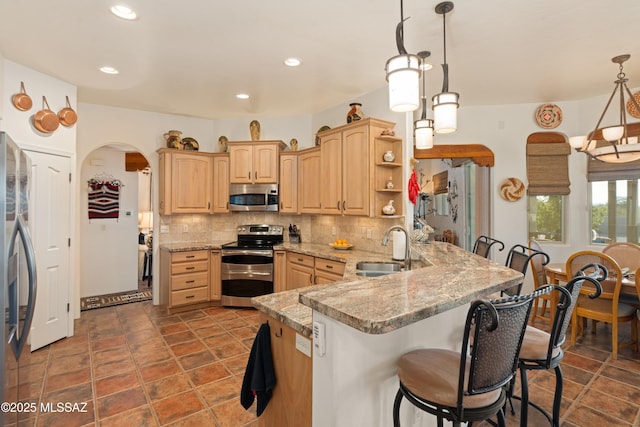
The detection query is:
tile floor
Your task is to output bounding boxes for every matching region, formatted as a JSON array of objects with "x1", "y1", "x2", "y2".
[{"x1": 10, "y1": 301, "x2": 640, "y2": 426}]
